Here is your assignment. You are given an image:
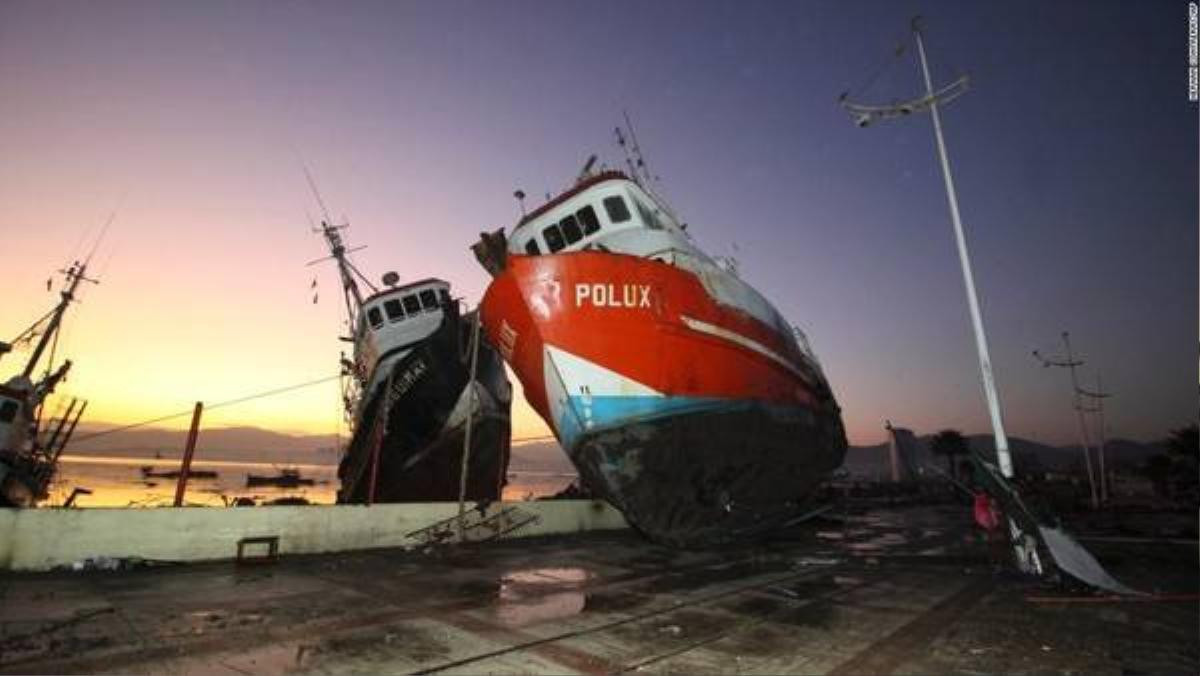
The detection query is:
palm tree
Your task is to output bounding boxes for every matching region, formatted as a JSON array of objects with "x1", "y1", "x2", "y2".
[
  {"x1": 1165, "y1": 423, "x2": 1198, "y2": 460},
  {"x1": 1165, "y1": 423, "x2": 1198, "y2": 500},
  {"x1": 929, "y1": 429, "x2": 970, "y2": 481}
]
